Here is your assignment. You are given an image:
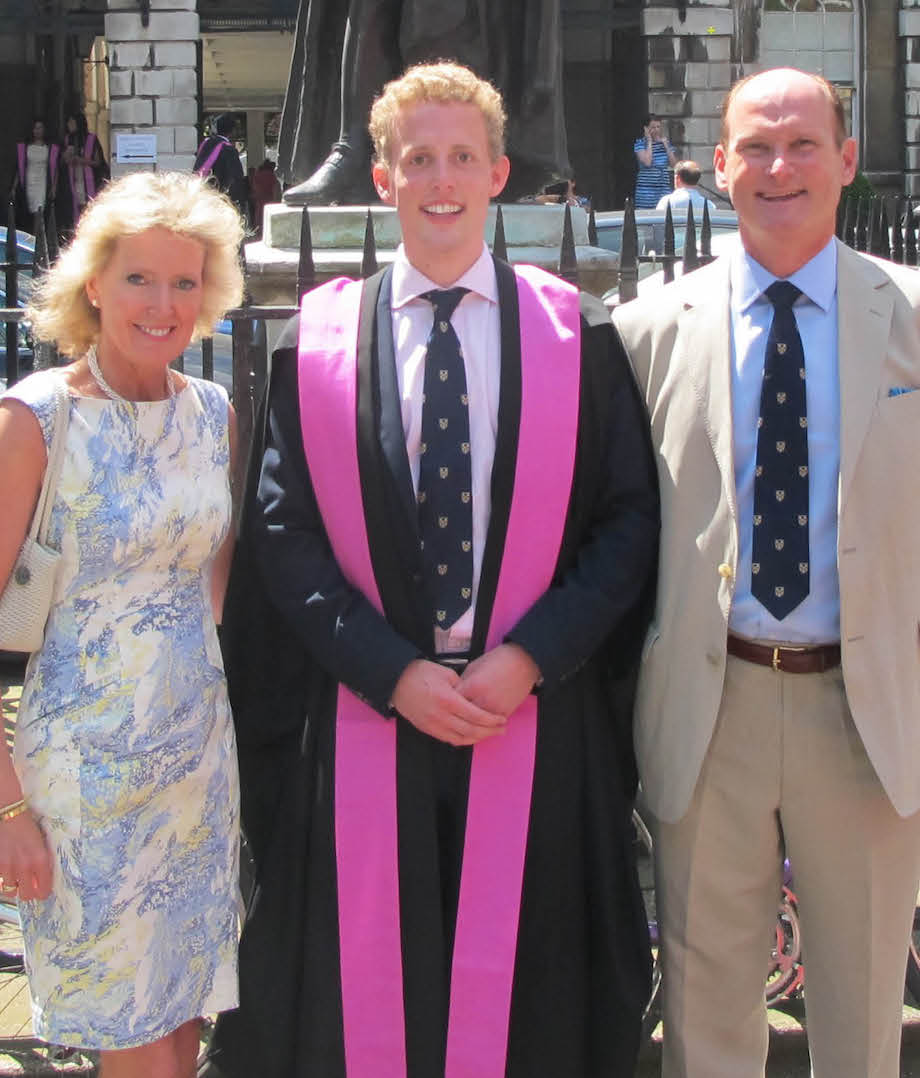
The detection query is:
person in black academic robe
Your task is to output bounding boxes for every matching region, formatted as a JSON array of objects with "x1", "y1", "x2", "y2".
[
  {"x1": 194, "y1": 113, "x2": 250, "y2": 226},
  {"x1": 205, "y1": 61, "x2": 659, "y2": 1078}
]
